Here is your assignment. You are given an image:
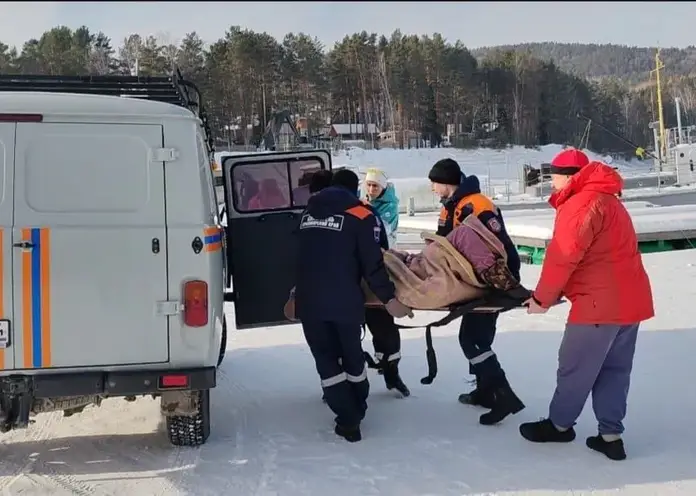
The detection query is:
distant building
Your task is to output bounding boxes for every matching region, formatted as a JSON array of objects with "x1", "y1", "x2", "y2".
[{"x1": 327, "y1": 123, "x2": 380, "y2": 140}]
